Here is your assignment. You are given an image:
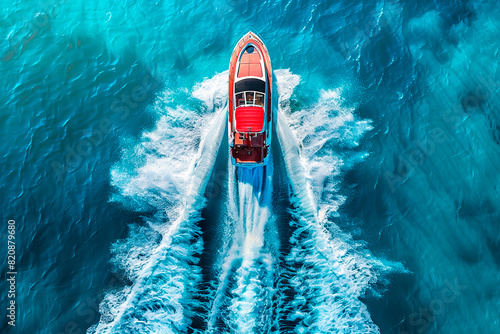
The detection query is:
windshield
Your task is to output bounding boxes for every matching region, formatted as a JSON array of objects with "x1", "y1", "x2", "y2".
[{"x1": 236, "y1": 91, "x2": 265, "y2": 108}]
